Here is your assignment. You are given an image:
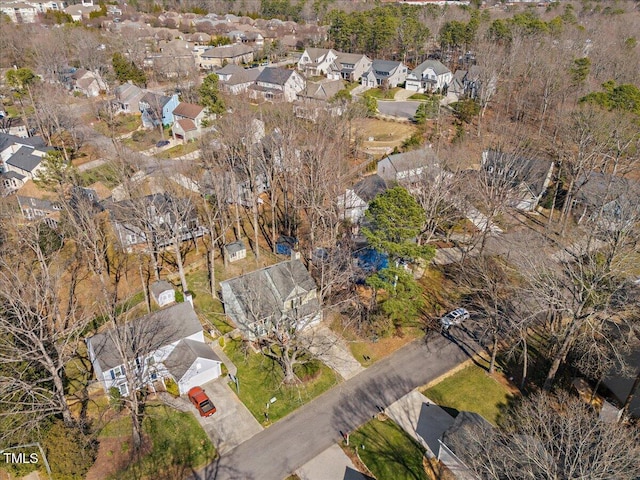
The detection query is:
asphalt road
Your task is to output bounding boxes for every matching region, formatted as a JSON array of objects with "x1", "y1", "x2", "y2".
[
  {"x1": 193, "y1": 329, "x2": 480, "y2": 480},
  {"x1": 377, "y1": 100, "x2": 421, "y2": 120}
]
